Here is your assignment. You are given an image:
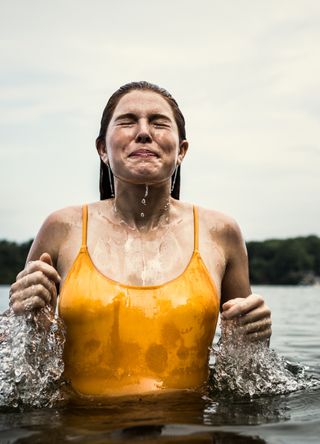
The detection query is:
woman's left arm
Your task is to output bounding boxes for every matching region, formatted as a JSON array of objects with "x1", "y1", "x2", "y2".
[{"x1": 219, "y1": 219, "x2": 272, "y2": 342}]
